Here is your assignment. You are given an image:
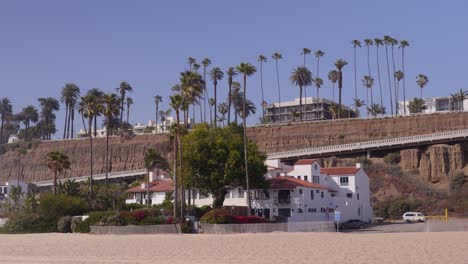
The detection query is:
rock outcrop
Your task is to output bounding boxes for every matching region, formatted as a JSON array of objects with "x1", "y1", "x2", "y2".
[
  {"x1": 413, "y1": 144, "x2": 464, "y2": 183},
  {"x1": 400, "y1": 149, "x2": 420, "y2": 170}
]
